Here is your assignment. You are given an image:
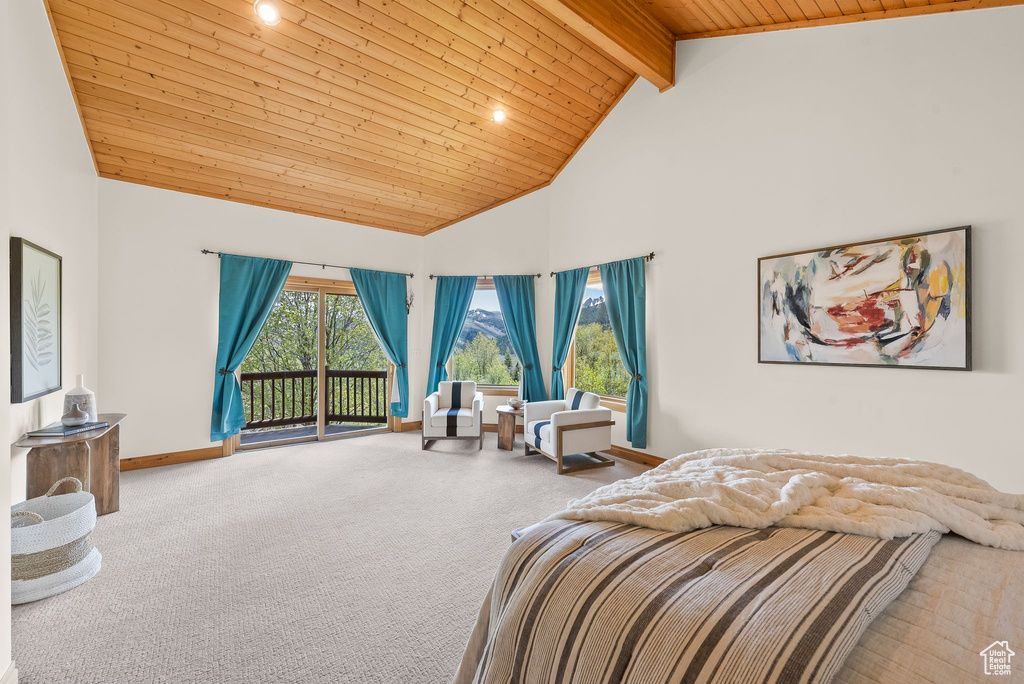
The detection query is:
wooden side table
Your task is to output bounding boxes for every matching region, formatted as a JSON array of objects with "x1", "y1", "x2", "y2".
[
  {"x1": 16, "y1": 412, "x2": 126, "y2": 516},
  {"x1": 495, "y1": 405, "x2": 524, "y2": 451}
]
